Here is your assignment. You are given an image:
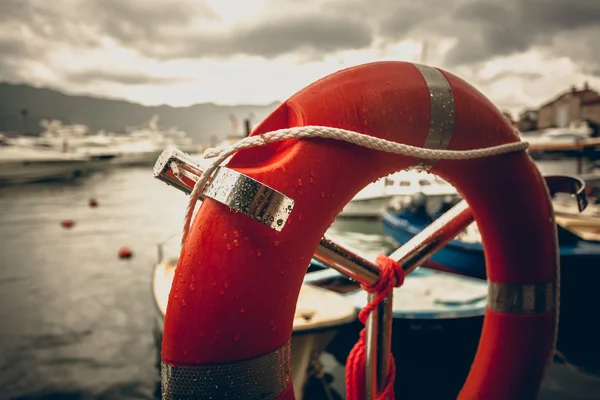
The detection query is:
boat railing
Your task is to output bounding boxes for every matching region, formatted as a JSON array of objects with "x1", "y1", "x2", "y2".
[{"x1": 156, "y1": 231, "x2": 182, "y2": 264}]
